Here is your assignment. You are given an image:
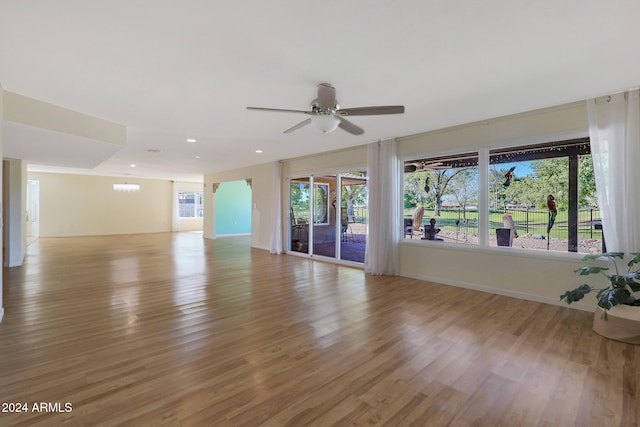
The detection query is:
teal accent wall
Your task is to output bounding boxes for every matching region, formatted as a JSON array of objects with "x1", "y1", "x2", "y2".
[{"x1": 215, "y1": 180, "x2": 252, "y2": 235}]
